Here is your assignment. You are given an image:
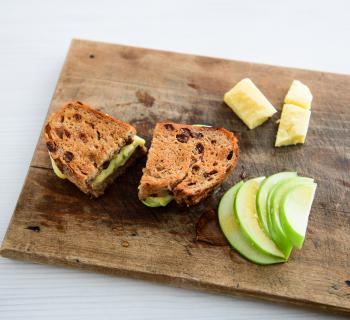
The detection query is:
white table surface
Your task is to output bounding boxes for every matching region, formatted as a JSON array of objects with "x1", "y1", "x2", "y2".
[{"x1": 1, "y1": 0, "x2": 349, "y2": 319}]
